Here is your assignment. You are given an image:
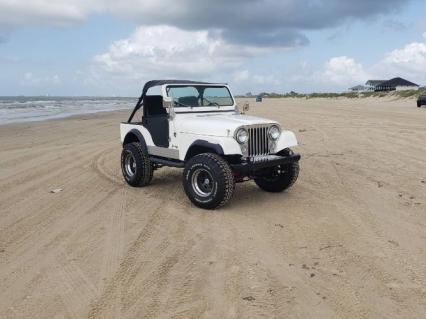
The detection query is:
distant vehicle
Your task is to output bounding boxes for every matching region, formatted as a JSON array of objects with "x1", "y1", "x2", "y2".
[
  {"x1": 120, "y1": 80, "x2": 301, "y2": 209},
  {"x1": 417, "y1": 95, "x2": 426, "y2": 108}
]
